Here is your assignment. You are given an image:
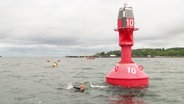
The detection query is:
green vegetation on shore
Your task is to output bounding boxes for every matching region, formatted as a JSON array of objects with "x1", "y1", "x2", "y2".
[{"x1": 94, "y1": 47, "x2": 184, "y2": 57}]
